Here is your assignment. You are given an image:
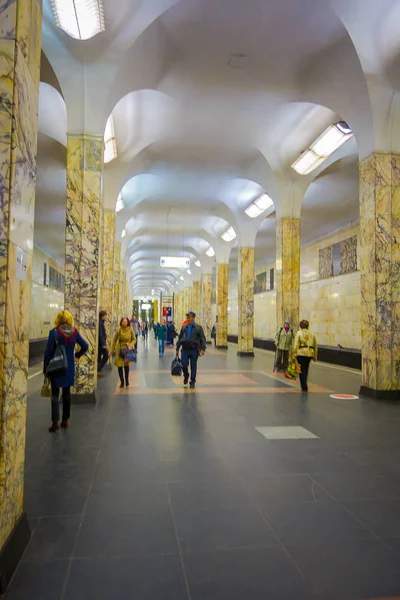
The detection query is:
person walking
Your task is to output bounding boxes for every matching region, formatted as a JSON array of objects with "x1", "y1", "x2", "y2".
[
  {"x1": 176, "y1": 311, "x2": 206, "y2": 389},
  {"x1": 274, "y1": 320, "x2": 293, "y2": 372},
  {"x1": 157, "y1": 320, "x2": 167, "y2": 357},
  {"x1": 292, "y1": 320, "x2": 318, "y2": 392},
  {"x1": 111, "y1": 317, "x2": 136, "y2": 388},
  {"x1": 142, "y1": 321, "x2": 149, "y2": 342},
  {"x1": 98, "y1": 310, "x2": 109, "y2": 375},
  {"x1": 211, "y1": 320, "x2": 217, "y2": 347},
  {"x1": 169, "y1": 321, "x2": 178, "y2": 346},
  {"x1": 44, "y1": 310, "x2": 88, "y2": 432}
]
